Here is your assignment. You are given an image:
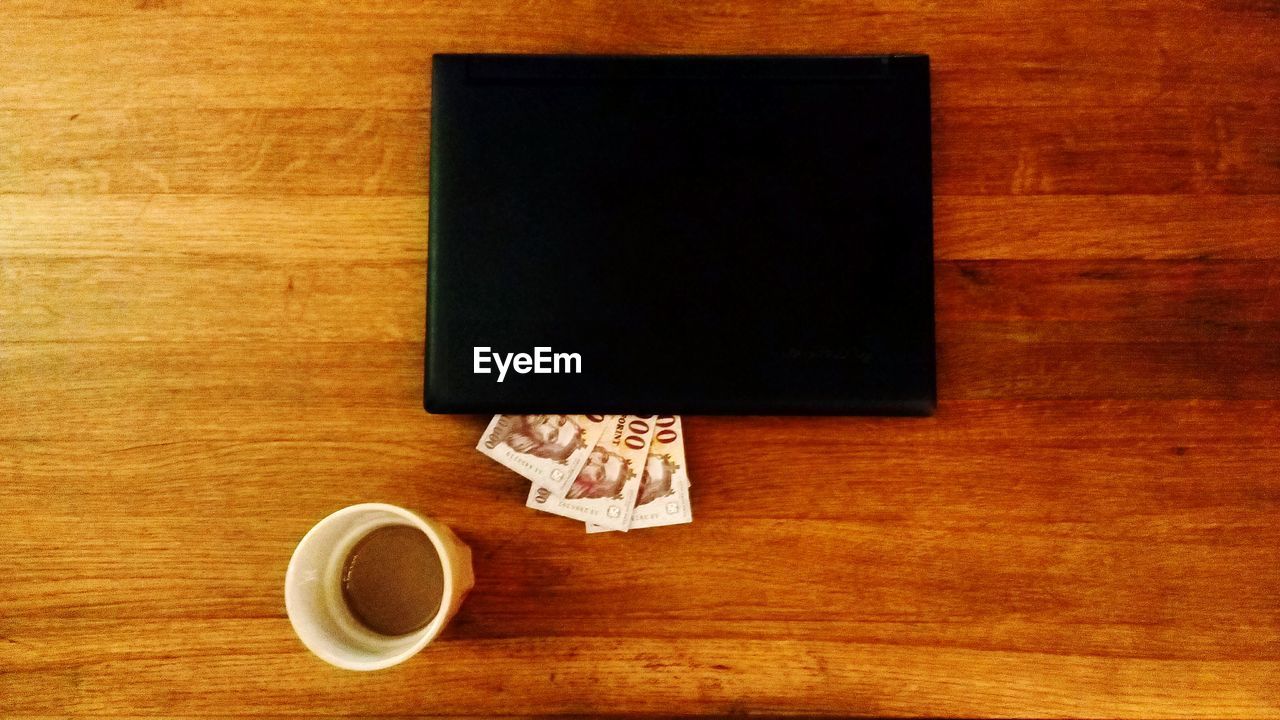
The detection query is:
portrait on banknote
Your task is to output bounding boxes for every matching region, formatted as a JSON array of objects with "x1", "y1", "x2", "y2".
[
  {"x1": 565, "y1": 445, "x2": 634, "y2": 500},
  {"x1": 637, "y1": 453, "x2": 678, "y2": 506},
  {"x1": 483, "y1": 414, "x2": 587, "y2": 463}
]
